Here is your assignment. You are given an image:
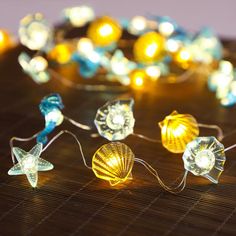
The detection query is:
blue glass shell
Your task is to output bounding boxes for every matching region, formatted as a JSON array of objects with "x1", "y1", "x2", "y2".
[{"x1": 39, "y1": 93, "x2": 64, "y2": 116}]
